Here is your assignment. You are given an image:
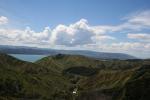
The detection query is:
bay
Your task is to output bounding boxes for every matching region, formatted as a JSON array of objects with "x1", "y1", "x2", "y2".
[{"x1": 10, "y1": 54, "x2": 47, "y2": 62}]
